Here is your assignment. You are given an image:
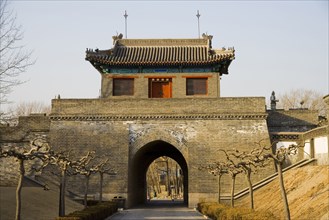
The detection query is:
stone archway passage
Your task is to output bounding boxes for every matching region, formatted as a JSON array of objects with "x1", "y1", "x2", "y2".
[
  {"x1": 146, "y1": 157, "x2": 183, "y2": 202},
  {"x1": 128, "y1": 140, "x2": 188, "y2": 208}
]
